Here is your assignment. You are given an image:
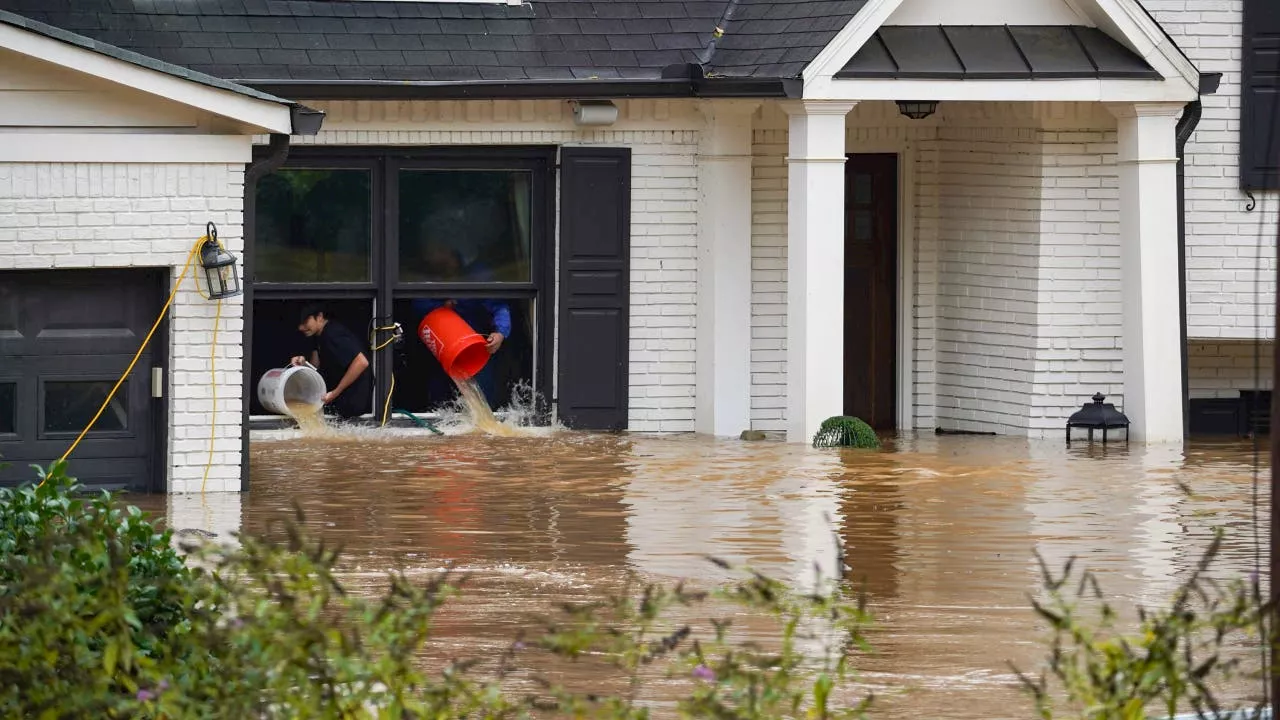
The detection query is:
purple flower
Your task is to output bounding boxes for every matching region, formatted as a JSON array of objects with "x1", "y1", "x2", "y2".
[
  {"x1": 136, "y1": 689, "x2": 155, "y2": 702},
  {"x1": 157, "y1": 679, "x2": 169, "y2": 692},
  {"x1": 1250, "y1": 571, "x2": 1260, "y2": 586},
  {"x1": 512, "y1": 641, "x2": 526, "y2": 651},
  {"x1": 692, "y1": 664, "x2": 715, "y2": 681}
]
